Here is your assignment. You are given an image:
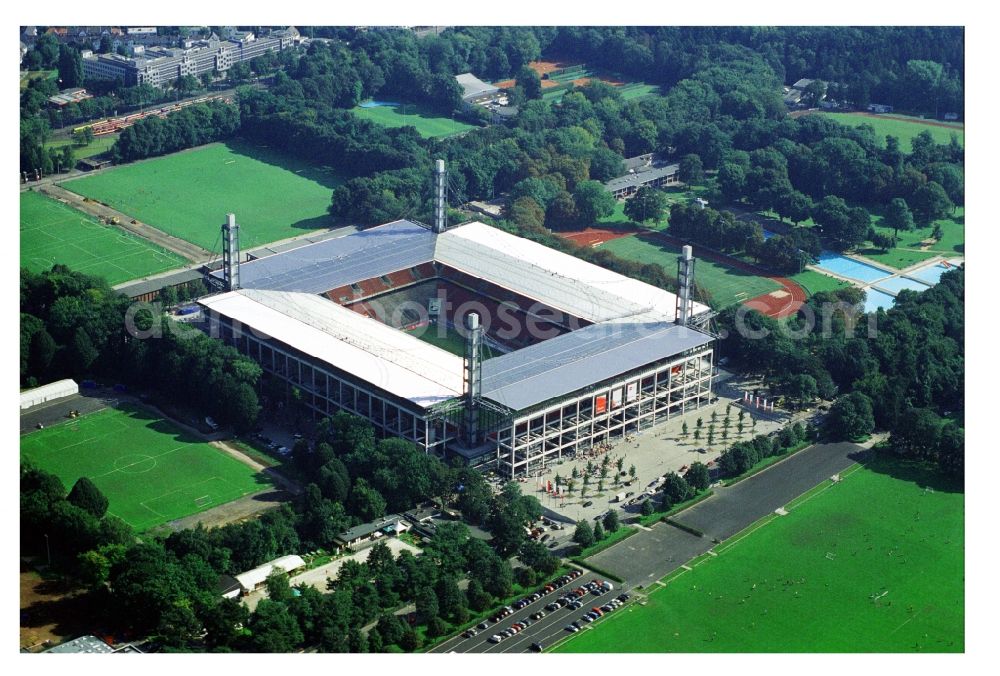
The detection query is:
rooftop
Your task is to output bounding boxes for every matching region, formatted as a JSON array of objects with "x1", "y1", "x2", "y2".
[
  {"x1": 234, "y1": 554, "x2": 306, "y2": 590},
  {"x1": 338, "y1": 514, "x2": 407, "y2": 542},
  {"x1": 604, "y1": 163, "x2": 680, "y2": 192},
  {"x1": 45, "y1": 636, "x2": 114, "y2": 654},
  {"x1": 455, "y1": 72, "x2": 500, "y2": 101},
  {"x1": 480, "y1": 321, "x2": 713, "y2": 411}
]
